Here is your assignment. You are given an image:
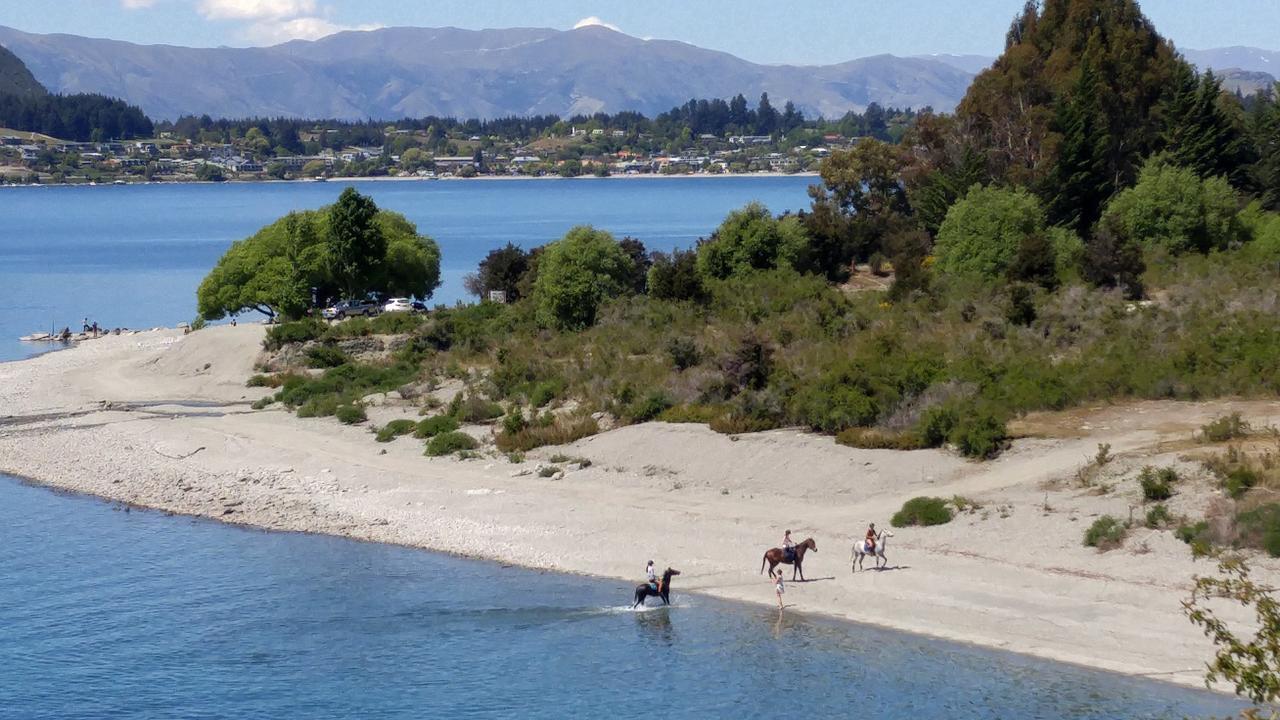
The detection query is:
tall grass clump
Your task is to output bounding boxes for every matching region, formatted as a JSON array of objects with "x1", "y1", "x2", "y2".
[
  {"x1": 375, "y1": 419, "x2": 417, "y2": 442},
  {"x1": 890, "y1": 497, "x2": 953, "y2": 527},
  {"x1": 1084, "y1": 516, "x2": 1128, "y2": 550},
  {"x1": 425, "y1": 431, "x2": 479, "y2": 456}
]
